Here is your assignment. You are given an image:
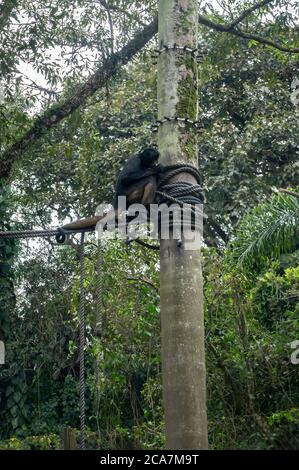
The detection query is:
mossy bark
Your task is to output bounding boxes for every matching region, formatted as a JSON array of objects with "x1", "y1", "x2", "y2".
[{"x1": 158, "y1": 0, "x2": 208, "y2": 449}]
